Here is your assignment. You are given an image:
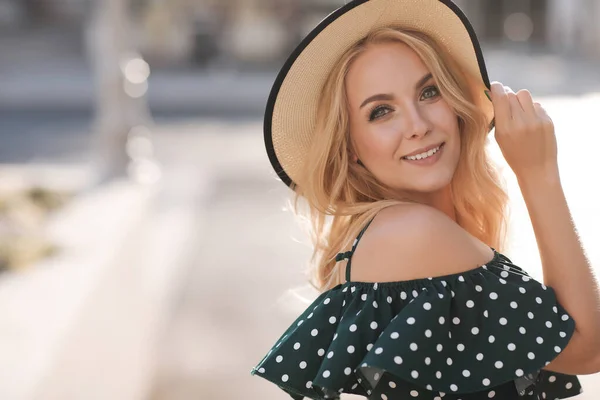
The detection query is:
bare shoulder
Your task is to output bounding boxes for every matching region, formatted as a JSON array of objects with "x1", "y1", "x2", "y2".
[{"x1": 350, "y1": 203, "x2": 495, "y2": 282}]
